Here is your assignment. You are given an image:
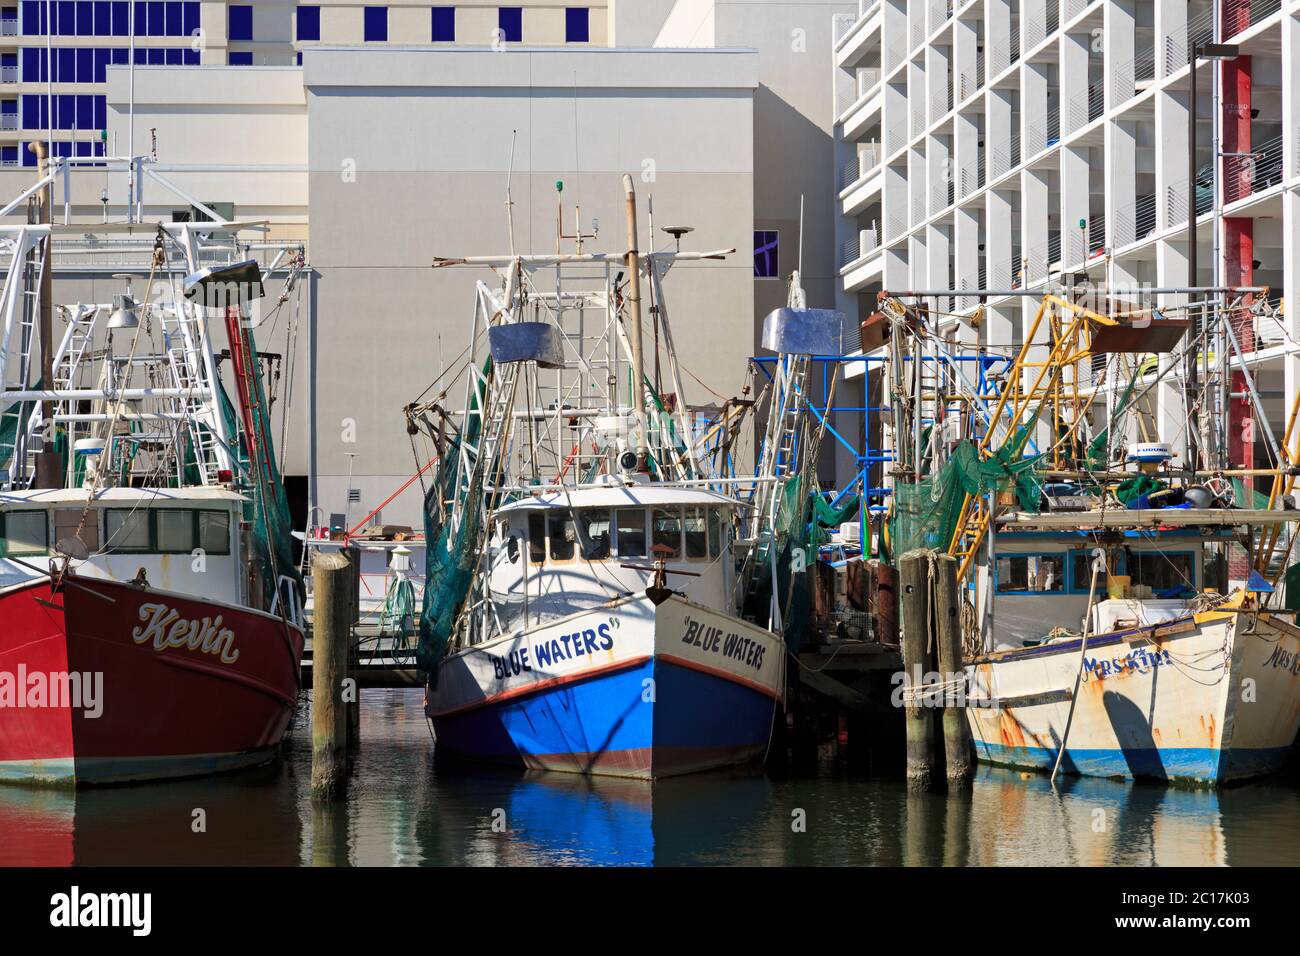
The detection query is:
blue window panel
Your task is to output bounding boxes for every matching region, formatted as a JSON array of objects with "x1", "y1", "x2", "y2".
[
  {"x1": 93, "y1": 46, "x2": 109, "y2": 81},
  {"x1": 76, "y1": 93, "x2": 92, "y2": 130},
  {"x1": 110, "y1": 47, "x2": 127, "y2": 64},
  {"x1": 75, "y1": 140, "x2": 92, "y2": 157},
  {"x1": 76, "y1": 47, "x2": 92, "y2": 82},
  {"x1": 76, "y1": 0, "x2": 93, "y2": 33},
  {"x1": 22, "y1": 142, "x2": 36, "y2": 167},
  {"x1": 227, "y1": 50, "x2": 252, "y2": 65},
  {"x1": 145, "y1": 0, "x2": 161, "y2": 34},
  {"x1": 56, "y1": 94, "x2": 73, "y2": 129},
  {"x1": 21, "y1": 1, "x2": 44, "y2": 36},
  {"x1": 21, "y1": 47, "x2": 38, "y2": 81},
  {"x1": 164, "y1": 0, "x2": 181, "y2": 35},
  {"x1": 565, "y1": 7, "x2": 588, "y2": 43},
  {"x1": 296, "y1": 51, "x2": 301, "y2": 65},
  {"x1": 182, "y1": 47, "x2": 198, "y2": 64},
  {"x1": 54, "y1": 1, "x2": 72, "y2": 35},
  {"x1": 0, "y1": 99, "x2": 14, "y2": 115},
  {"x1": 363, "y1": 6, "x2": 386, "y2": 41},
  {"x1": 94, "y1": 0, "x2": 109, "y2": 34},
  {"x1": 111, "y1": 1, "x2": 127, "y2": 34},
  {"x1": 498, "y1": 7, "x2": 521, "y2": 42},
  {"x1": 146, "y1": 46, "x2": 162, "y2": 64},
  {"x1": 0, "y1": 52, "x2": 13, "y2": 67},
  {"x1": 754, "y1": 230, "x2": 779, "y2": 278},
  {"x1": 1, "y1": 146, "x2": 18, "y2": 165},
  {"x1": 57, "y1": 47, "x2": 75, "y2": 80},
  {"x1": 181, "y1": 0, "x2": 196, "y2": 36},
  {"x1": 53, "y1": 141, "x2": 71, "y2": 158},
  {"x1": 163, "y1": 47, "x2": 179, "y2": 64},
  {"x1": 21, "y1": 94, "x2": 39, "y2": 129},
  {"x1": 431, "y1": 6, "x2": 453, "y2": 41},
  {"x1": 228, "y1": 4, "x2": 251, "y2": 41},
  {"x1": 92, "y1": 94, "x2": 104, "y2": 128},
  {"x1": 296, "y1": 4, "x2": 319, "y2": 41},
  {"x1": 131, "y1": 1, "x2": 144, "y2": 34}
]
